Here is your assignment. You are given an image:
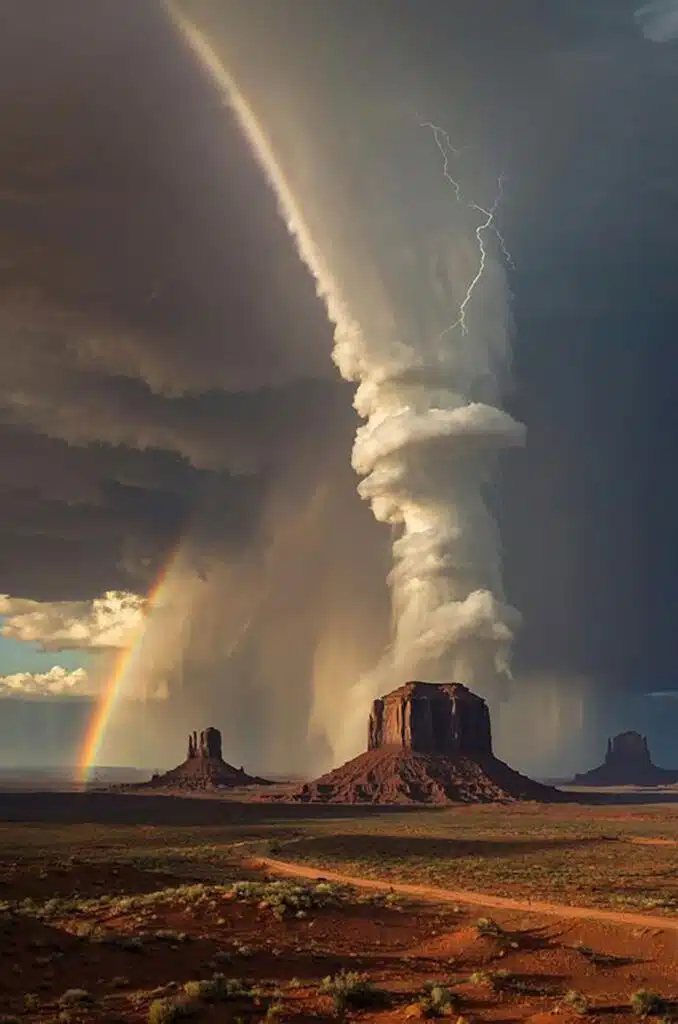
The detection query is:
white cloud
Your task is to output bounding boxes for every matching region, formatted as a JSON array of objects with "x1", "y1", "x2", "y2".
[
  {"x1": 0, "y1": 590, "x2": 144, "y2": 651},
  {"x1": 635, "y1": 1, "x2": 678, "y2": 42},
  {"x1": 0, "y1": 665, "x2": 95, "y2": 698}
]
